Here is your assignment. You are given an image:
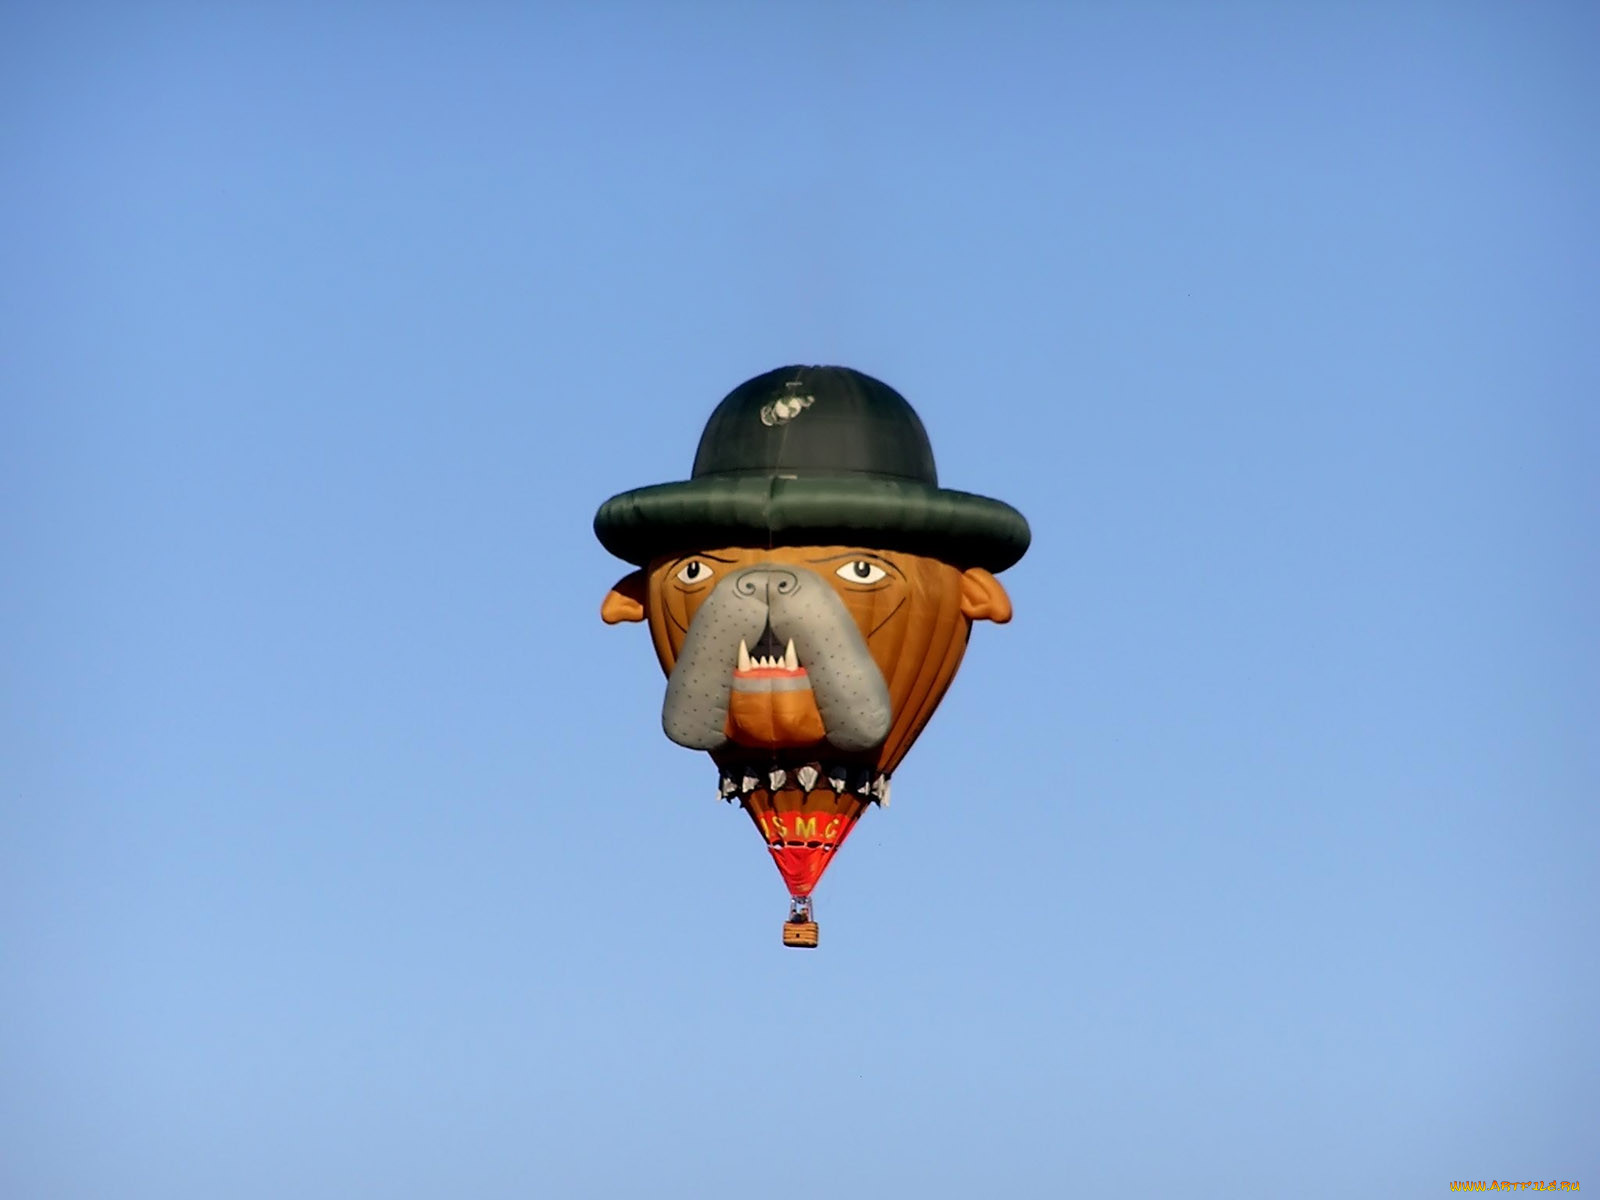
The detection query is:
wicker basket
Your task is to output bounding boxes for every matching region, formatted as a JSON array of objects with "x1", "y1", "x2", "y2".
[{"x1": 782, "y1": 920, "x2": 820, "y2": 949}]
